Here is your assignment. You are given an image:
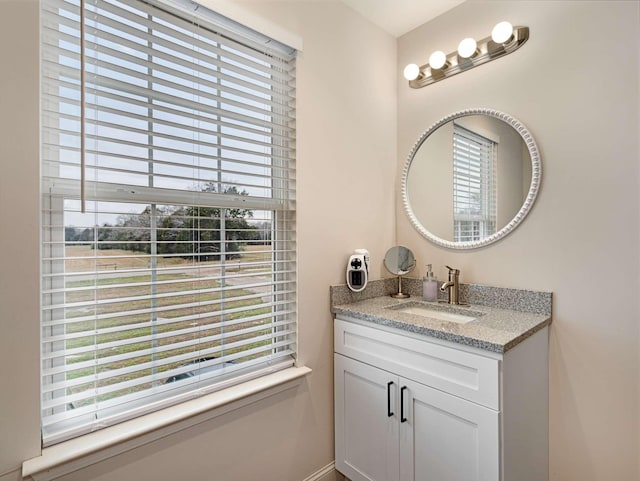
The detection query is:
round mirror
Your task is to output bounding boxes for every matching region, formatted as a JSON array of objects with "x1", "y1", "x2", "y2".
[
  {"x1": 384, "y1": 245, "x2": 416, "y2": 275},
  {"x1": 384, "y1": 246, "x2": 415, "y2": 298},
  {"x1": 401, "y1": 108, "x2": 541, "y2": 249}
]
